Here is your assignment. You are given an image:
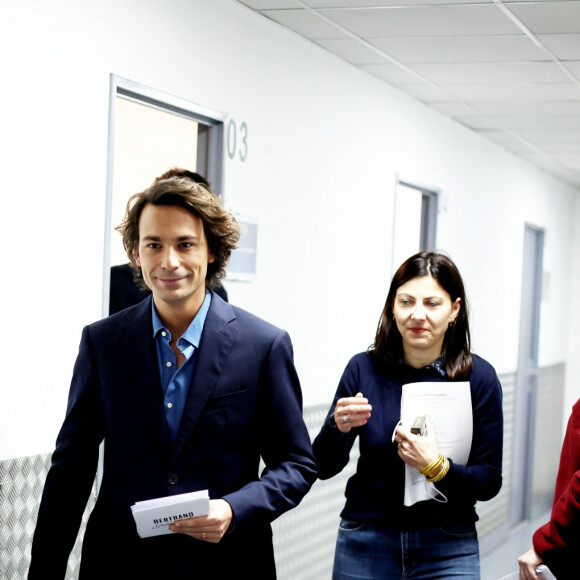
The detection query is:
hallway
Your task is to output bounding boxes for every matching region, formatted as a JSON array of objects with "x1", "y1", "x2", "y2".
[{"x1": 481, "y1": 510, "x2": 552, "y2": 580}]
